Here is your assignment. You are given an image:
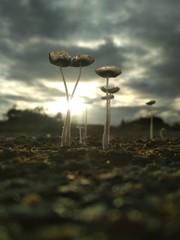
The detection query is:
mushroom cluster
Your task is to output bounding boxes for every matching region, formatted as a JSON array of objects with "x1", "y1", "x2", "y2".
[
  {"x1": 49, "y1": 50, "x2": 95, "y2": 147},
  {"x1": 95, "y1": 66, "x2": 122, "y2": 150}
]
